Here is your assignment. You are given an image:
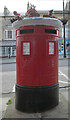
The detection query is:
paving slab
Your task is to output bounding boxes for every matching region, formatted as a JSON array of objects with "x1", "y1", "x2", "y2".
[
  {"x1": 2, "y1": 71, "x2": 16, "y2": 94},
  {"x1": 2, "y1": 93, "x2": 41, "y2": 119},
  {"x1": 2, "y1": 90, "x2": 68, "y2": 119},
  {"x1": 0, "y1": 57, "x2": 16, "y2": 64},
  {"x1": 41, "y1": 91, "x2": 68, "y2": 119},
  {"x1": 0, "y1": 97, "x2": 2, "y2": 120},
  {"x1": 2, "y1": 97, "x2": 10, "y2": 119}
]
